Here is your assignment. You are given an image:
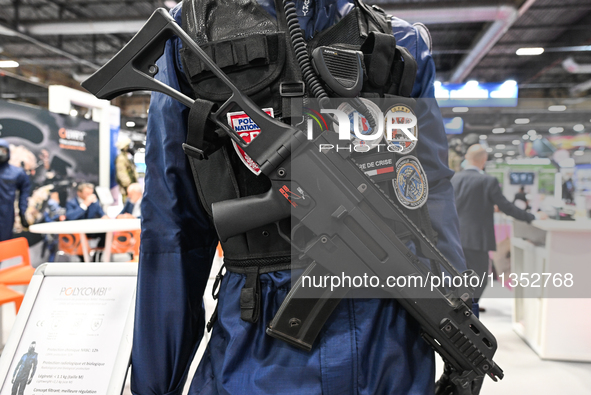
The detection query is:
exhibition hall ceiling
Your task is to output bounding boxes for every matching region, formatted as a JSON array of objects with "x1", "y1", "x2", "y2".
[{"x1": 0, "y1": 0, "x2": 590, "y2": 132}]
